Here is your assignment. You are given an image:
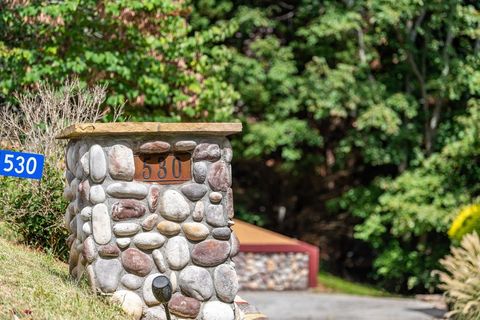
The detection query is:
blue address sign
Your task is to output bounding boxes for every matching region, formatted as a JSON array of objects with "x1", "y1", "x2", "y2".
[{"x1": 0, "y1": 150, "x2": 45, "y2": 180}]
